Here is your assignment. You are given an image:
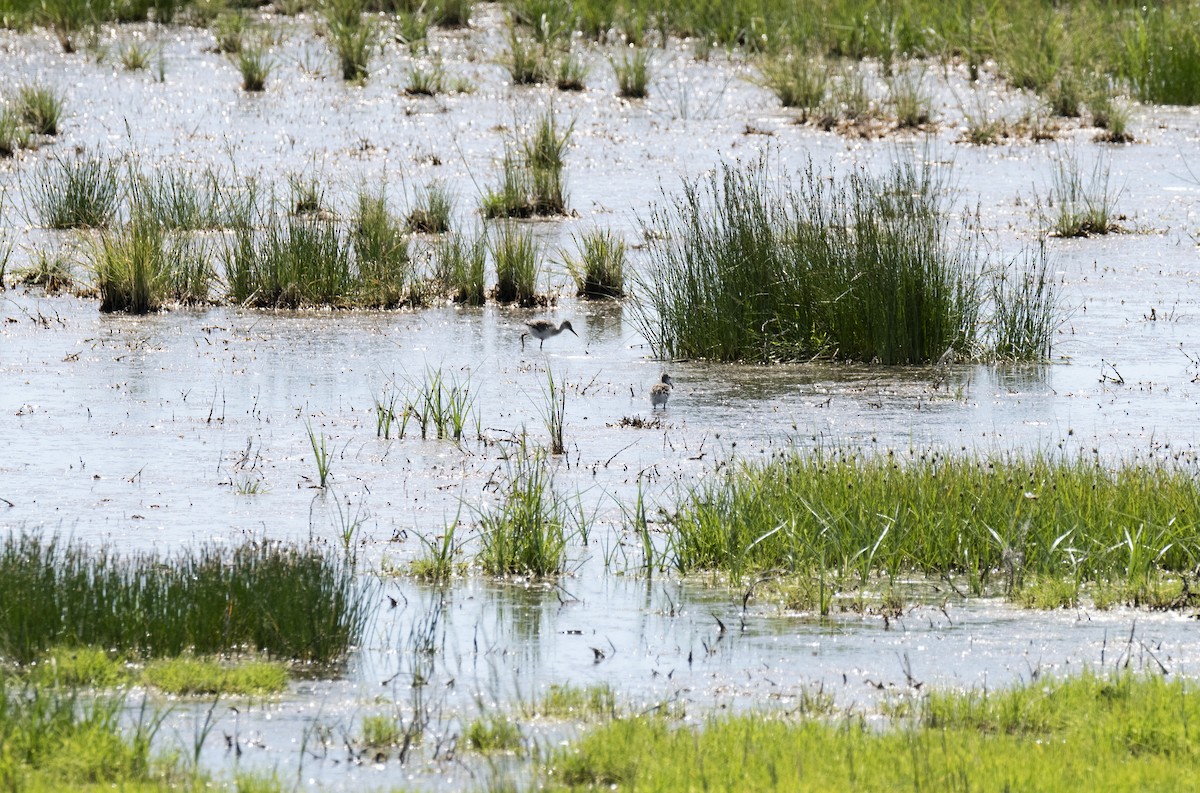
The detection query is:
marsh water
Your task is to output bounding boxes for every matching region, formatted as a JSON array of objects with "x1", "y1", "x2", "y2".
[{"x1": 3, "y1": 6, "x2": 1200, "y2": 788}]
